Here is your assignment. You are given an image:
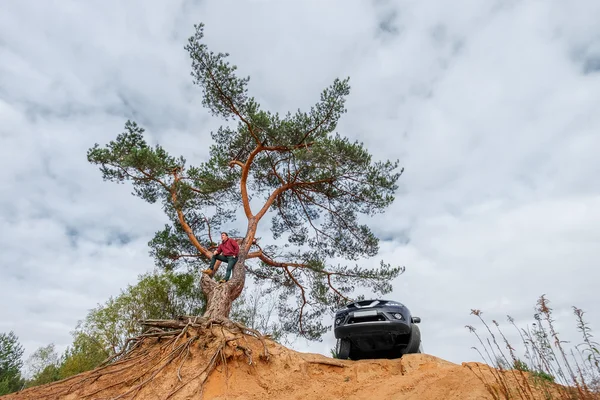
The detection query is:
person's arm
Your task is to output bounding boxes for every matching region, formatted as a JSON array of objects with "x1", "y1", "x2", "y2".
[
  {"x1": 215, "y1": 244, "x2": 222, "y2": 256},
  {"x1": 232, "y1": 240, "x2": 239, "y2": 257}
]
